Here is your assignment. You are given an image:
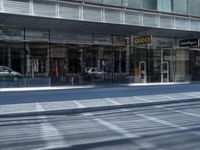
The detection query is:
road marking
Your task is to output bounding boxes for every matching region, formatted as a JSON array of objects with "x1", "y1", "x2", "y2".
[
  {"x1": 94, "y1": 118, "x2": 139, "y2": 138},
  {"x1": 160, "y1": 95, "x2": 175, "y2": 100},
  {"x1": 36, "y1": 103, "x2": 68, "y2": 149},
  {"x1": 135, "y1": 100, "x2": 200, "y2": 136},
  {"x1": 134, "y1": 96, "x2": 152, "y2": 102},
  {"x1": 94, "y1": 118, "x2": 158, "y2": 149},
  {"x1": 73, "y1": 101, "x2": 93, "y2": 116},
  {"x1": 105, "y1": 98, "x2": 129, "y2": 112},
  {"x1": 182, "y1": 92, "x2": 199, "y2": 98},
  {"x1": 105, "y1": 98, "x2": 121, "y2": 105},
  {"x1": 136, "y1": 113, "x2": 188, "y2": 130},
  {"x1": 169, "y1": 108, "x2": 200, "y2": 118},
  {"x1": 73, "y1": 100, "x2": 86, "y2": 108}
]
